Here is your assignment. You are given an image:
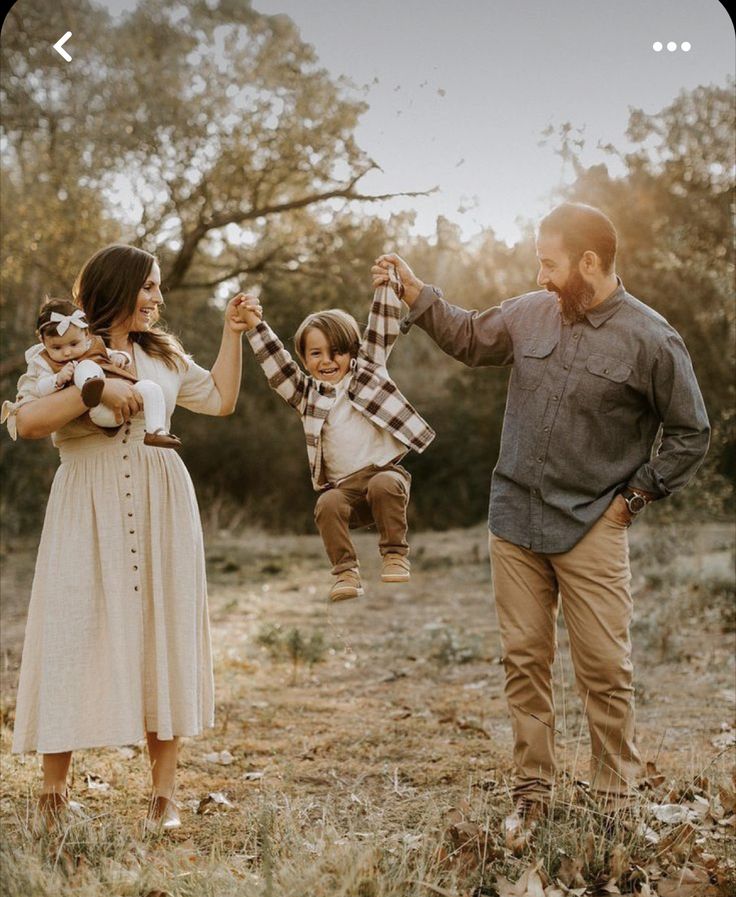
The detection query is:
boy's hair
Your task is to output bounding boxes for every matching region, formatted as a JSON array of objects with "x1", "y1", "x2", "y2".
[
  {"x1": 294, "y1": 309, "x2": 362, "y2": 366},
  {"x1": 36, "y1": 297, "x2": 88, "y2": 339}
]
